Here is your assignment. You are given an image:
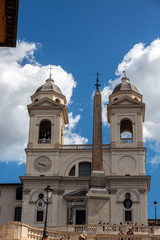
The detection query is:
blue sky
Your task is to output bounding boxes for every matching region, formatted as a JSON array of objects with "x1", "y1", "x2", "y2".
[{"x1": 0, "y1": 0, "x2": 160, "y2": 219}]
